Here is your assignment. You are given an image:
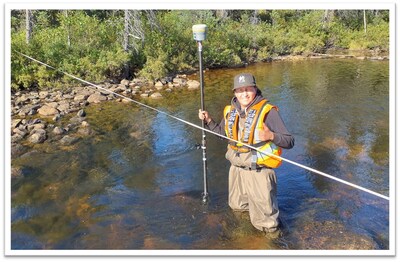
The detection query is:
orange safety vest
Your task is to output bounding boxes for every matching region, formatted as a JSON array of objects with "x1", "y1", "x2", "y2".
[{"x1": 223, "y1": 99, "x2": 282, "y2": 168}]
